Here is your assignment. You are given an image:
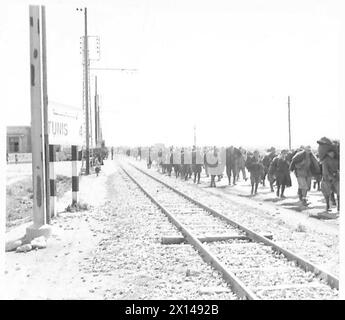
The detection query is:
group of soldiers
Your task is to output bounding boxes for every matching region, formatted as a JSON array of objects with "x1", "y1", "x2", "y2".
[{"x1": 134, "y1": 136, "x2": 339, "y2": 213}]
